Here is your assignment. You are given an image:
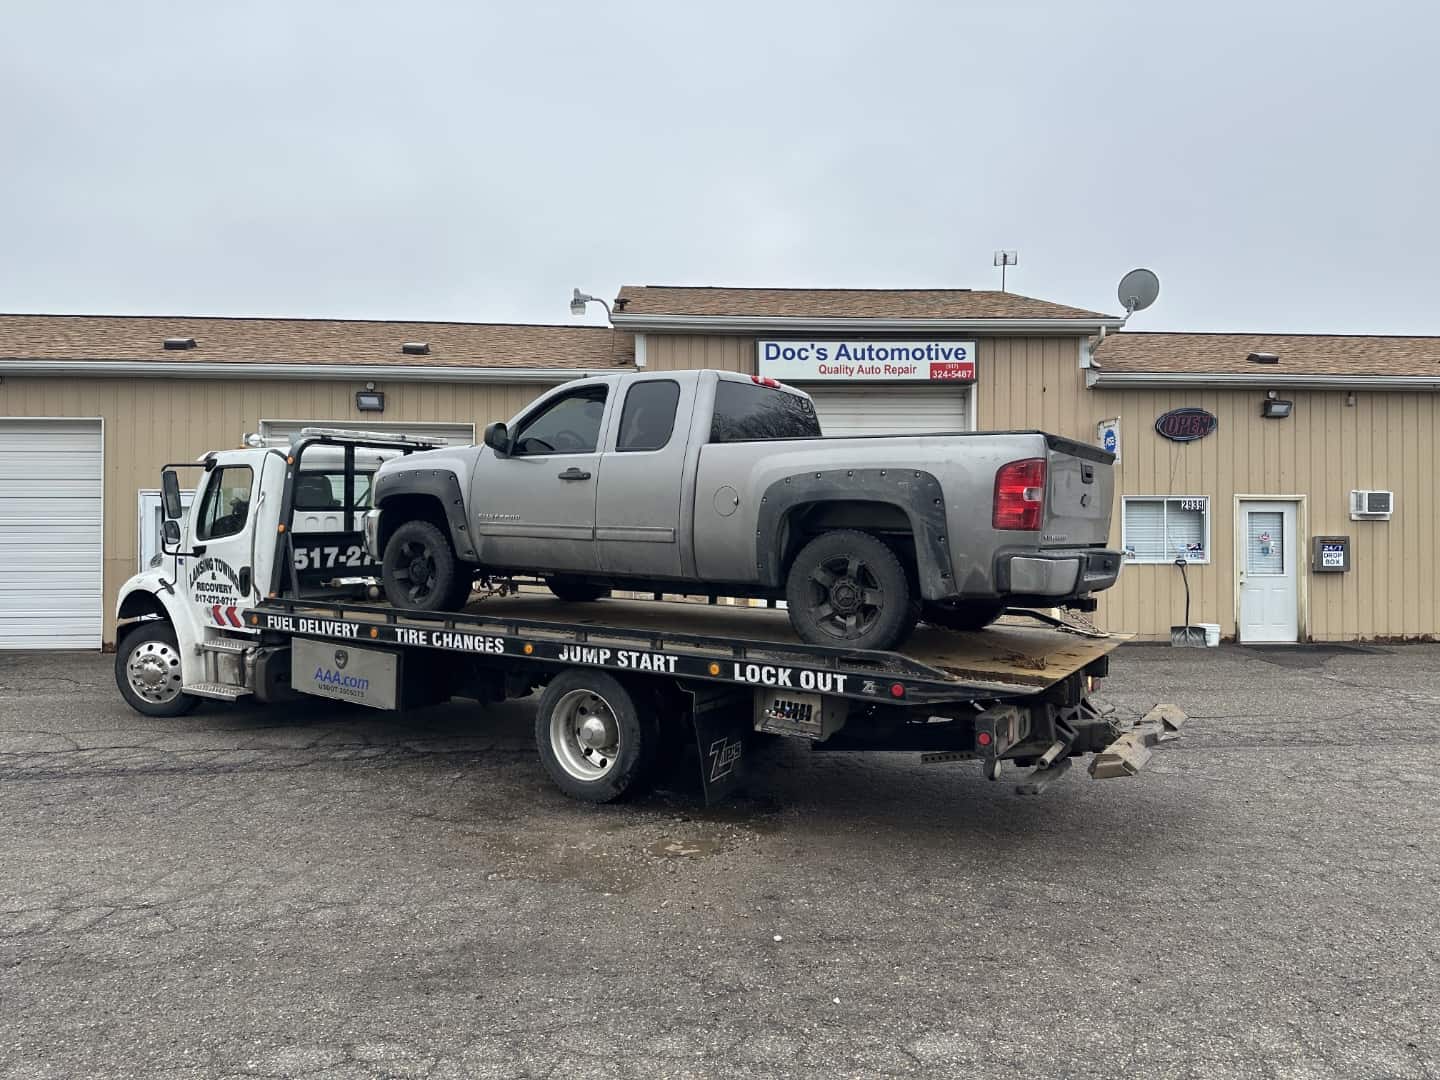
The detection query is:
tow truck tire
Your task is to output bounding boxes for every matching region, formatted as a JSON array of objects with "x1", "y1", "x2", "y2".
[
  {"x1": 535, "y1": 670, "x2": 657, "y2": 803},
  {"x1": 785, "y1": 529, "x2": 914, "y2": 651},
  {"x1": 545, "y1": 578, "x2": 611, "y2": 603},
  {"x1": 115, "y1": 622, "x2": 198, "y2": 718},
  {"x1": 381, "y1": 520, "x2": 466, "y2": 611},
  {"x1": 922, "y1": 602, "x2": 1006, "y2": 632}
]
